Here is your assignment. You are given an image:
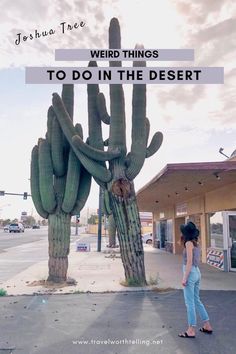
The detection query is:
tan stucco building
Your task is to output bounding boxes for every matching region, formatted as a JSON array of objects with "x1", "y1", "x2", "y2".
[{"x1": 137, "y1": 160, "x2": 236, "y2": 272}]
